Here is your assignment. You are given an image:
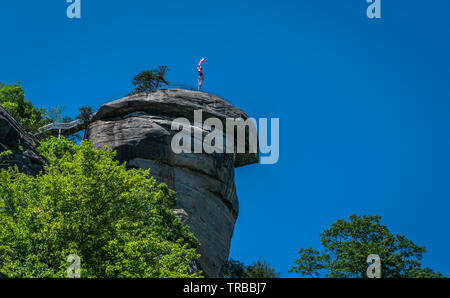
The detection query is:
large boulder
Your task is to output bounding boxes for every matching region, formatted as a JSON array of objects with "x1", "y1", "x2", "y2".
[
  {"x1": 0, "y1": 106, "x2": 46, "y2": 175},
  {"x1": 87, "y1": 89, "x2": 258, "y2": 277}
]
